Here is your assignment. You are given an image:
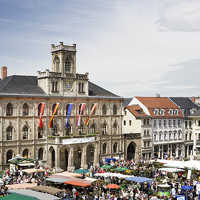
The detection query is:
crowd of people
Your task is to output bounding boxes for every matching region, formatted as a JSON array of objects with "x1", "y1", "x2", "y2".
[{"x1": 2, "y1": 159, "x2": 200, "y2": 199}]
